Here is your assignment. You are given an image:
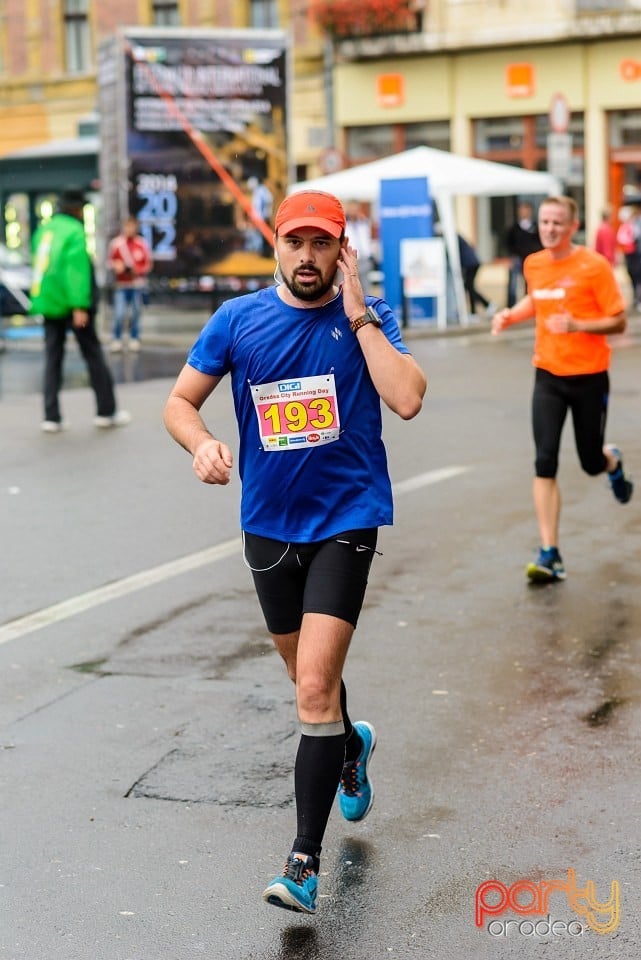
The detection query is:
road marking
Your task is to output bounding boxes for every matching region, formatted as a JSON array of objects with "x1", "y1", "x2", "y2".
[
  {"x1": 0, "y1": 539, "x2": 242, "y2": 648},
  {"x1": 0, "y1": 465, "x2": 469, "y2": 646},
  {"x1": 392, "y1": 465, "x2": 469, "y2": 495}
]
